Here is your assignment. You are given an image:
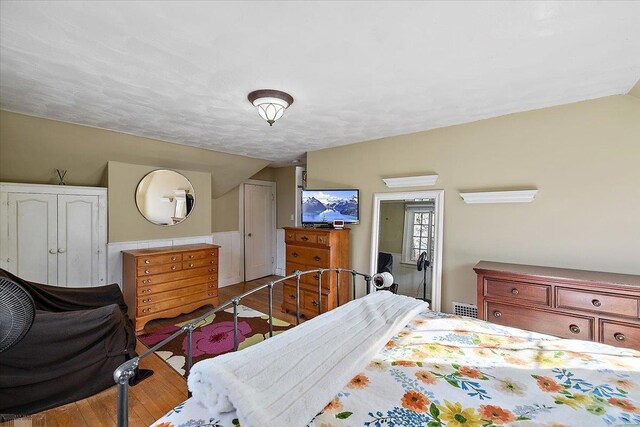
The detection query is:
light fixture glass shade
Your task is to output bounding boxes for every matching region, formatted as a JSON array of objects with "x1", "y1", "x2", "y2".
[{"x1": 248, "y1": 90, "x2": 294, "y2": 126}]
